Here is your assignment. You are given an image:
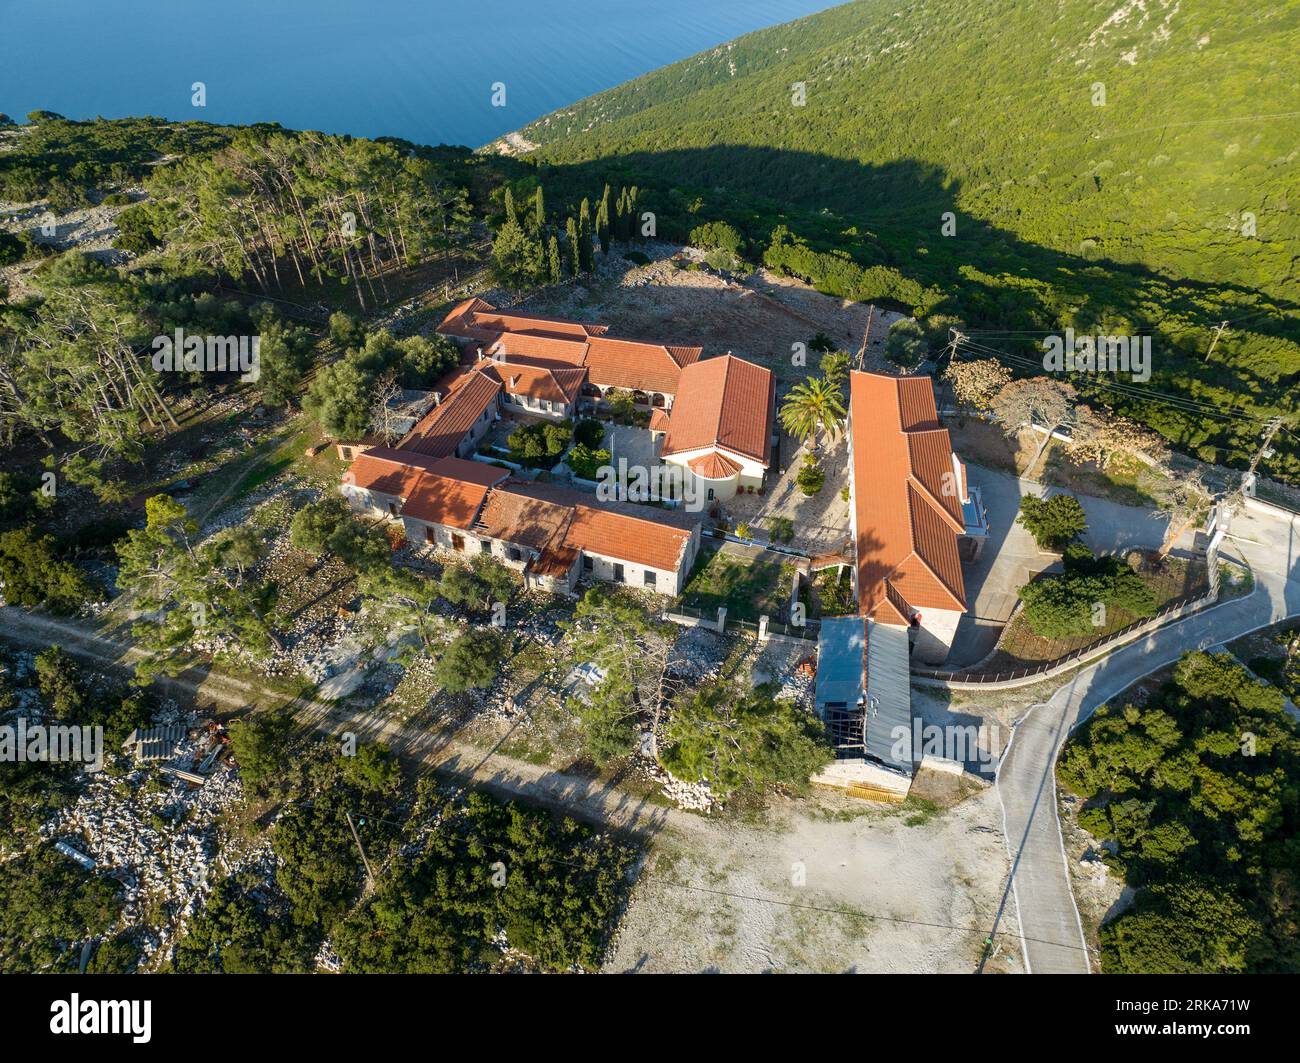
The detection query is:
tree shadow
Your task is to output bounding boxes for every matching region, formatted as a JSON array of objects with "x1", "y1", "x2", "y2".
[{"x1": 540, "y1": 145, "x2": 1299, "y2": 466}]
